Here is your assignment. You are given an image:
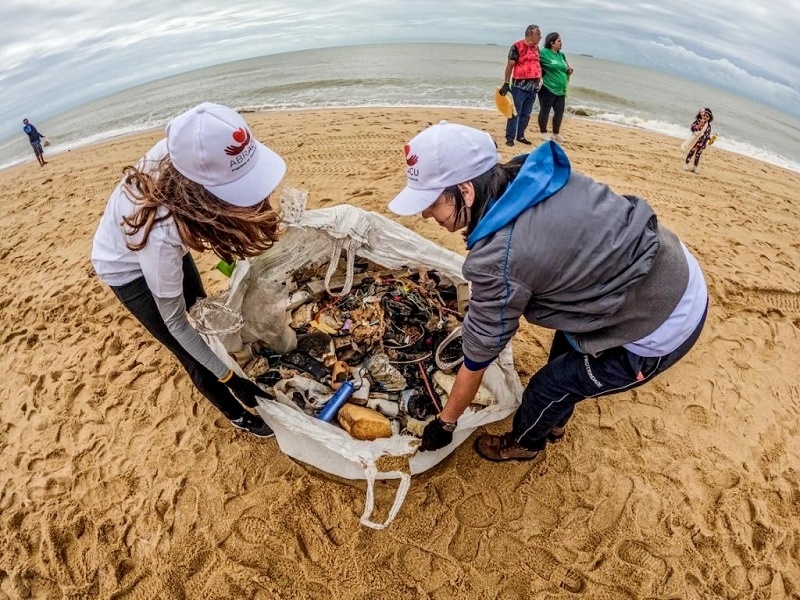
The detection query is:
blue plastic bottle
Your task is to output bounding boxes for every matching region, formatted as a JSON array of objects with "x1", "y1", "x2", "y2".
[{"x1": 317, "y1": 381, "x2": 355, "y2": 422}]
